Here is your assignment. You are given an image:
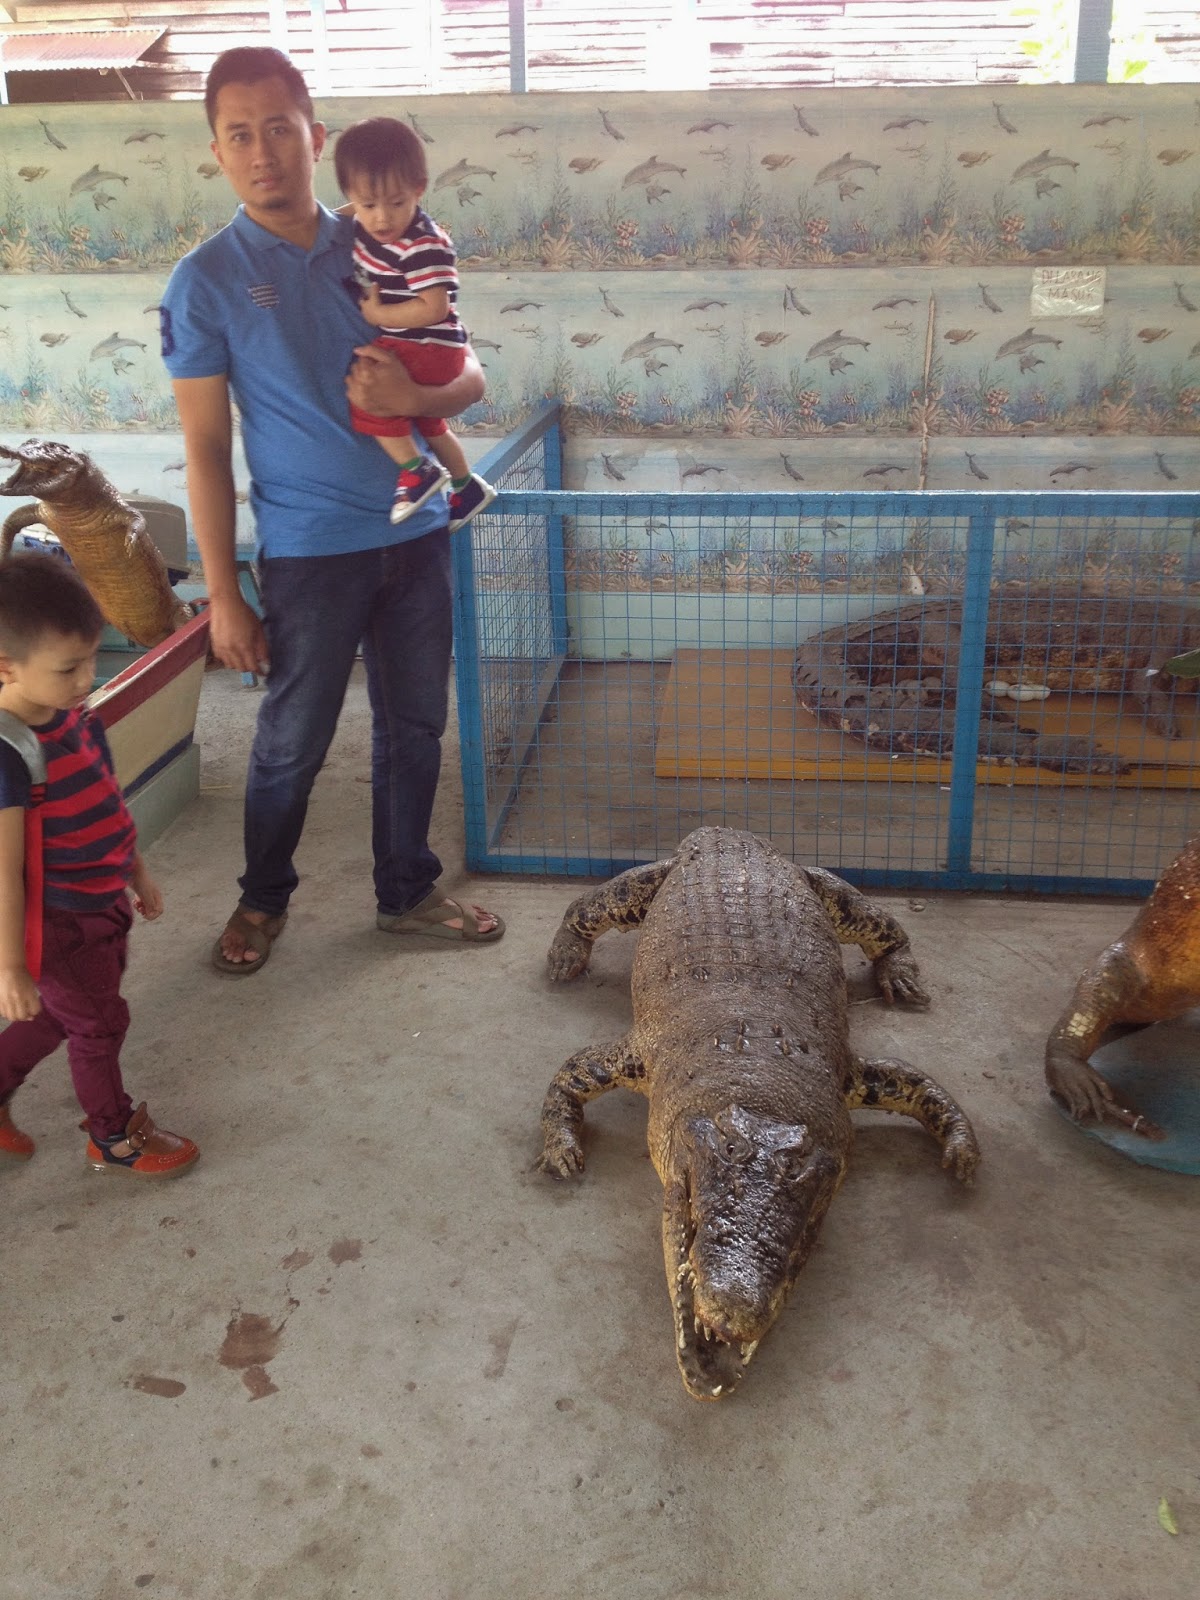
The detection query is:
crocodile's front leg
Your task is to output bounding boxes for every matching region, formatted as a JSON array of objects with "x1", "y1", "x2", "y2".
[
  {"x1": 846, "y1": 1055, "x2": 981, "y2": 1180},
  {"x1": 1132, "y1": 655, "x2": 1186, "y2": 742},
  {"x1": 1045, "y1": 952, "x2": 1165, "y2": 1138},
  {"x1": 802, "y1": 868, "x2": 930, "y2": 1009},
  {"x1": 537, "y1": 1035, "x2": 647, "y2": 1176},
  {"x1": 547, "y1": 856, "x2": 677, "y2": 979}
]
